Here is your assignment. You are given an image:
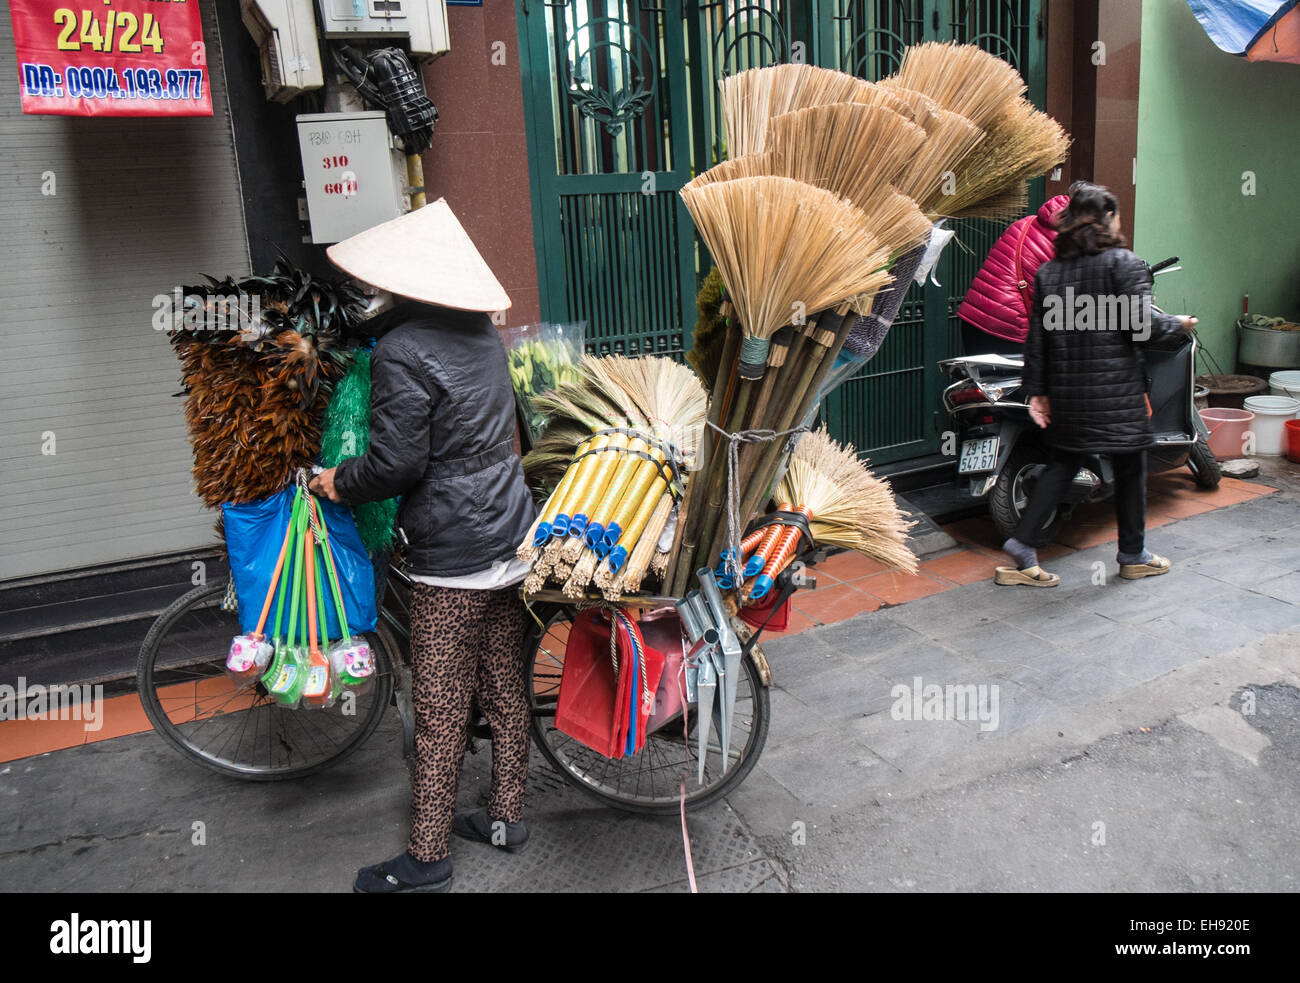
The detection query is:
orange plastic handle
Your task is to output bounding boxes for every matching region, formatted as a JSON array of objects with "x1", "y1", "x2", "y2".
[
  {"x1": 253, "y1": 510, "x2": 296, "y2": 639},
  {"x1": 758, "y1": 505, "x2": 813, "y2": 582},
  {"x1": 751, "y1": 501, "x2": 793, "y2": 565}
]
